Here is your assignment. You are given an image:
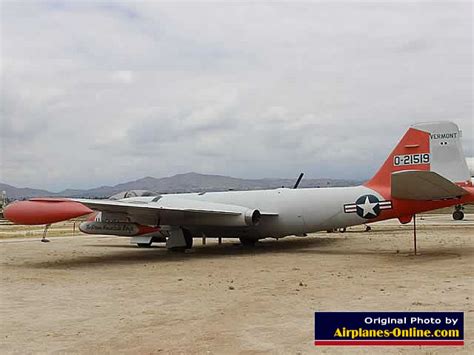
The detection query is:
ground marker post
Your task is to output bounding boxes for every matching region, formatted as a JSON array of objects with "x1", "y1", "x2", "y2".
[{"x1": 413, "y1": 214, "x2": 417, "y2": 256}]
